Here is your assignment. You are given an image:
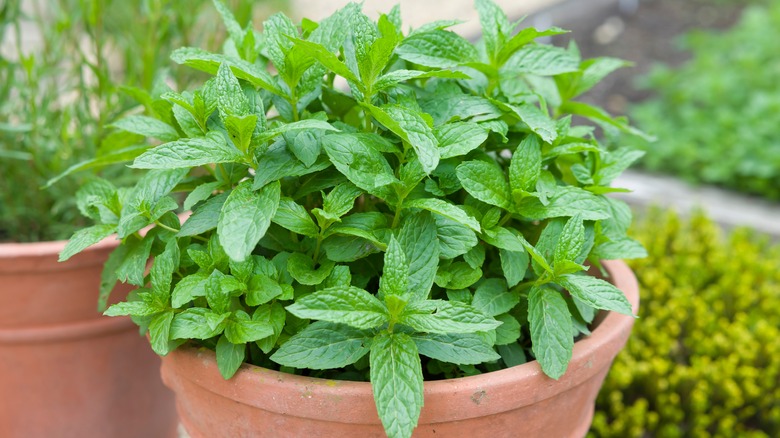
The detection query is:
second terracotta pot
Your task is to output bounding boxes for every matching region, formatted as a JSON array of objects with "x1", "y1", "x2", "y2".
[
  {"x1": 0, "y1": 237, "x2": 177, "y2": 438},
  {"x1": 163, "y1": 260, "x2": 639, "y2": 438}
]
